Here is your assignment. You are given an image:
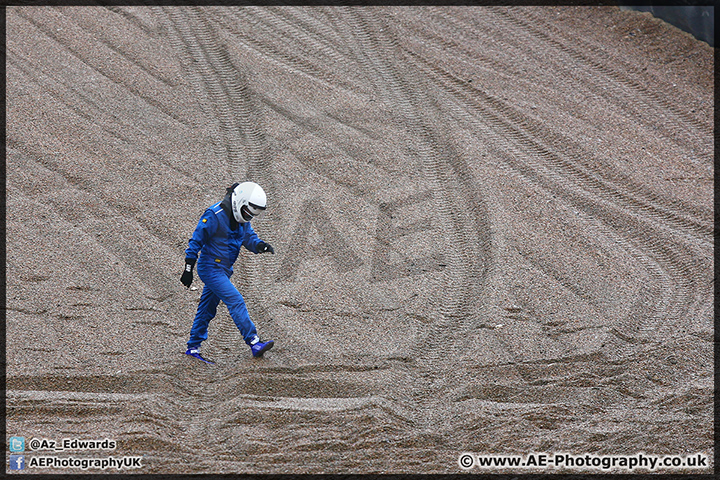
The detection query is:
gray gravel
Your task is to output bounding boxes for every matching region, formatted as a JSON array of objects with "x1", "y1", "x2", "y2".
[{"x1": 6, "y1": 5, "x2": 713, "y2": 474}]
